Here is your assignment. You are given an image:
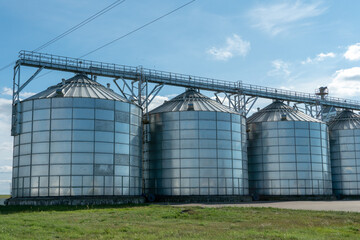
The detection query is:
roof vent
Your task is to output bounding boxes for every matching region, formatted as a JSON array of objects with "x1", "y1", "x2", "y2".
[
  {"x1": 281, "y1": 114, "x2": 287, "y2": 121},
  {"x1": 187, "y1": 103, "x2": 194, "y2": 111},
  {"x1": 62, "y1": 78, "x2": 66, "y2": 85},
  {"x1": 55, "y1": 89, "x2": 64, "y2": 97},
  {"x1": 107, "y1": 83, "x2": 110, "y2": 89}
]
